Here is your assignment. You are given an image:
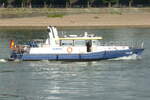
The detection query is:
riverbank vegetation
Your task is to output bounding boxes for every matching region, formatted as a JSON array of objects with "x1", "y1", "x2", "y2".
[
  {"x1": 0, "y1": 0, "x2": 150, "y2": 8},
  {"x1": 1, "y1": 7, "x2": 150, "y2": 18},
  {"x1": 0, "y1": 0, "x2": 150, "y2": 18}
]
